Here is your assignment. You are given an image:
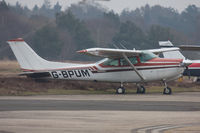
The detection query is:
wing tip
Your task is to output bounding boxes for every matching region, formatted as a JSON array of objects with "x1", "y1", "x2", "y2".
[
  {"x1": 77, "y1": 49, "x2": 87, "y2": 53},
  {"x1": 7, "y1": 38, "x2": 24, "y2": 42}
]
